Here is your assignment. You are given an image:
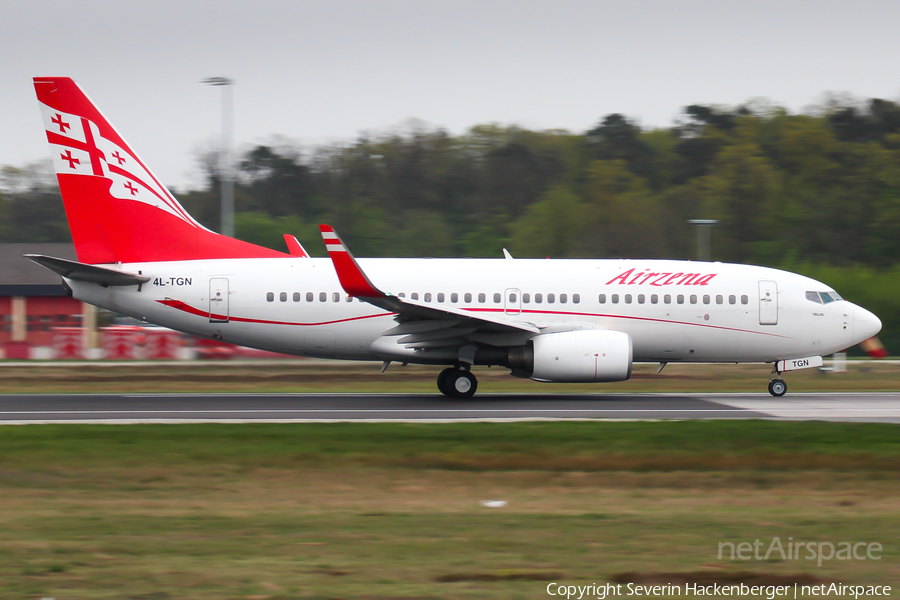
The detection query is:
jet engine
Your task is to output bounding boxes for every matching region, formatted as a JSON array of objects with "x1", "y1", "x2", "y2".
[{"x1": 507, "y1": 330, "x2": 633, "y2": 382}]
